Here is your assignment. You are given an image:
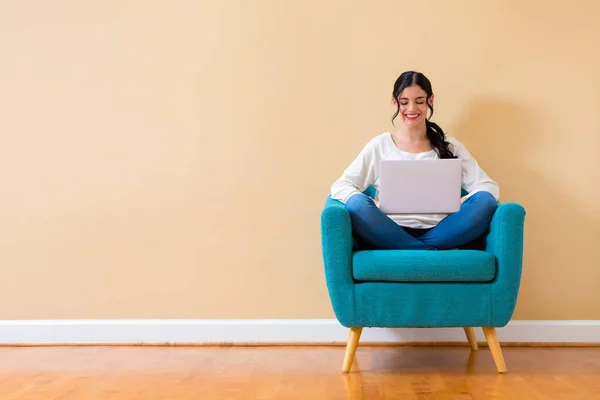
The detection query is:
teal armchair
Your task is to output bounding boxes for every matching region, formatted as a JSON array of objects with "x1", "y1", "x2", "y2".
[{"x1": 320, "y1": 188, "x2": 526, "y2": 373}]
